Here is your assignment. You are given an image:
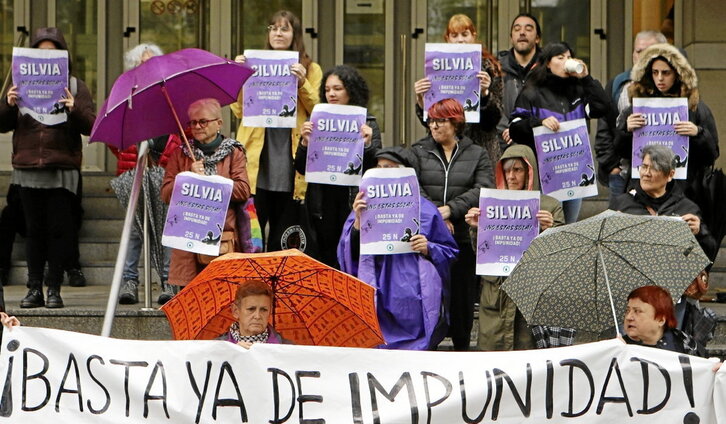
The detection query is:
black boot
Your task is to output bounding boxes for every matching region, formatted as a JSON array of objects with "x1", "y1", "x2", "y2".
[
  {"x1": 46, "y1": 287, "x2": 64, "y2": 309},
  {"x1": 20, "y1": 281, "x2": 44, "y2": 308}
]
